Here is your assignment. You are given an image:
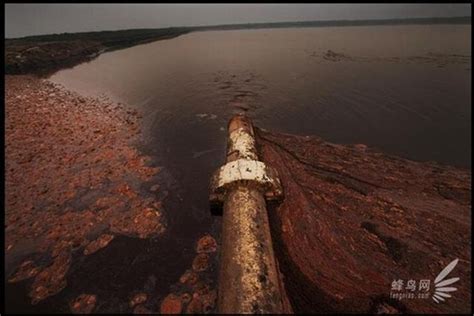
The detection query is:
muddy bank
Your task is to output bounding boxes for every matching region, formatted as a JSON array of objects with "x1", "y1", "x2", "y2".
[
  {"x1": 5, "y1": 75, "x2": 218, "y2": 313},
  {"x1": 255, "y1": 128, "x2": 471, "y2": 314},
  {"x1": 5, "y1": 28, "x2": 190, "y2": 76}
]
